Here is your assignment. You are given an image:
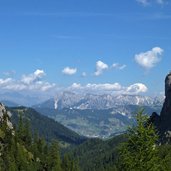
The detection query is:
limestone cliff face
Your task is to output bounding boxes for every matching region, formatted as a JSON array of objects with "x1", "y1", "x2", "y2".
[
  {"x1": 0, "y1": 103, "x2": 13, "y2": 129},
  {"x1": 151, "y1": 72, "x2": 171, "y2": 143}
]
